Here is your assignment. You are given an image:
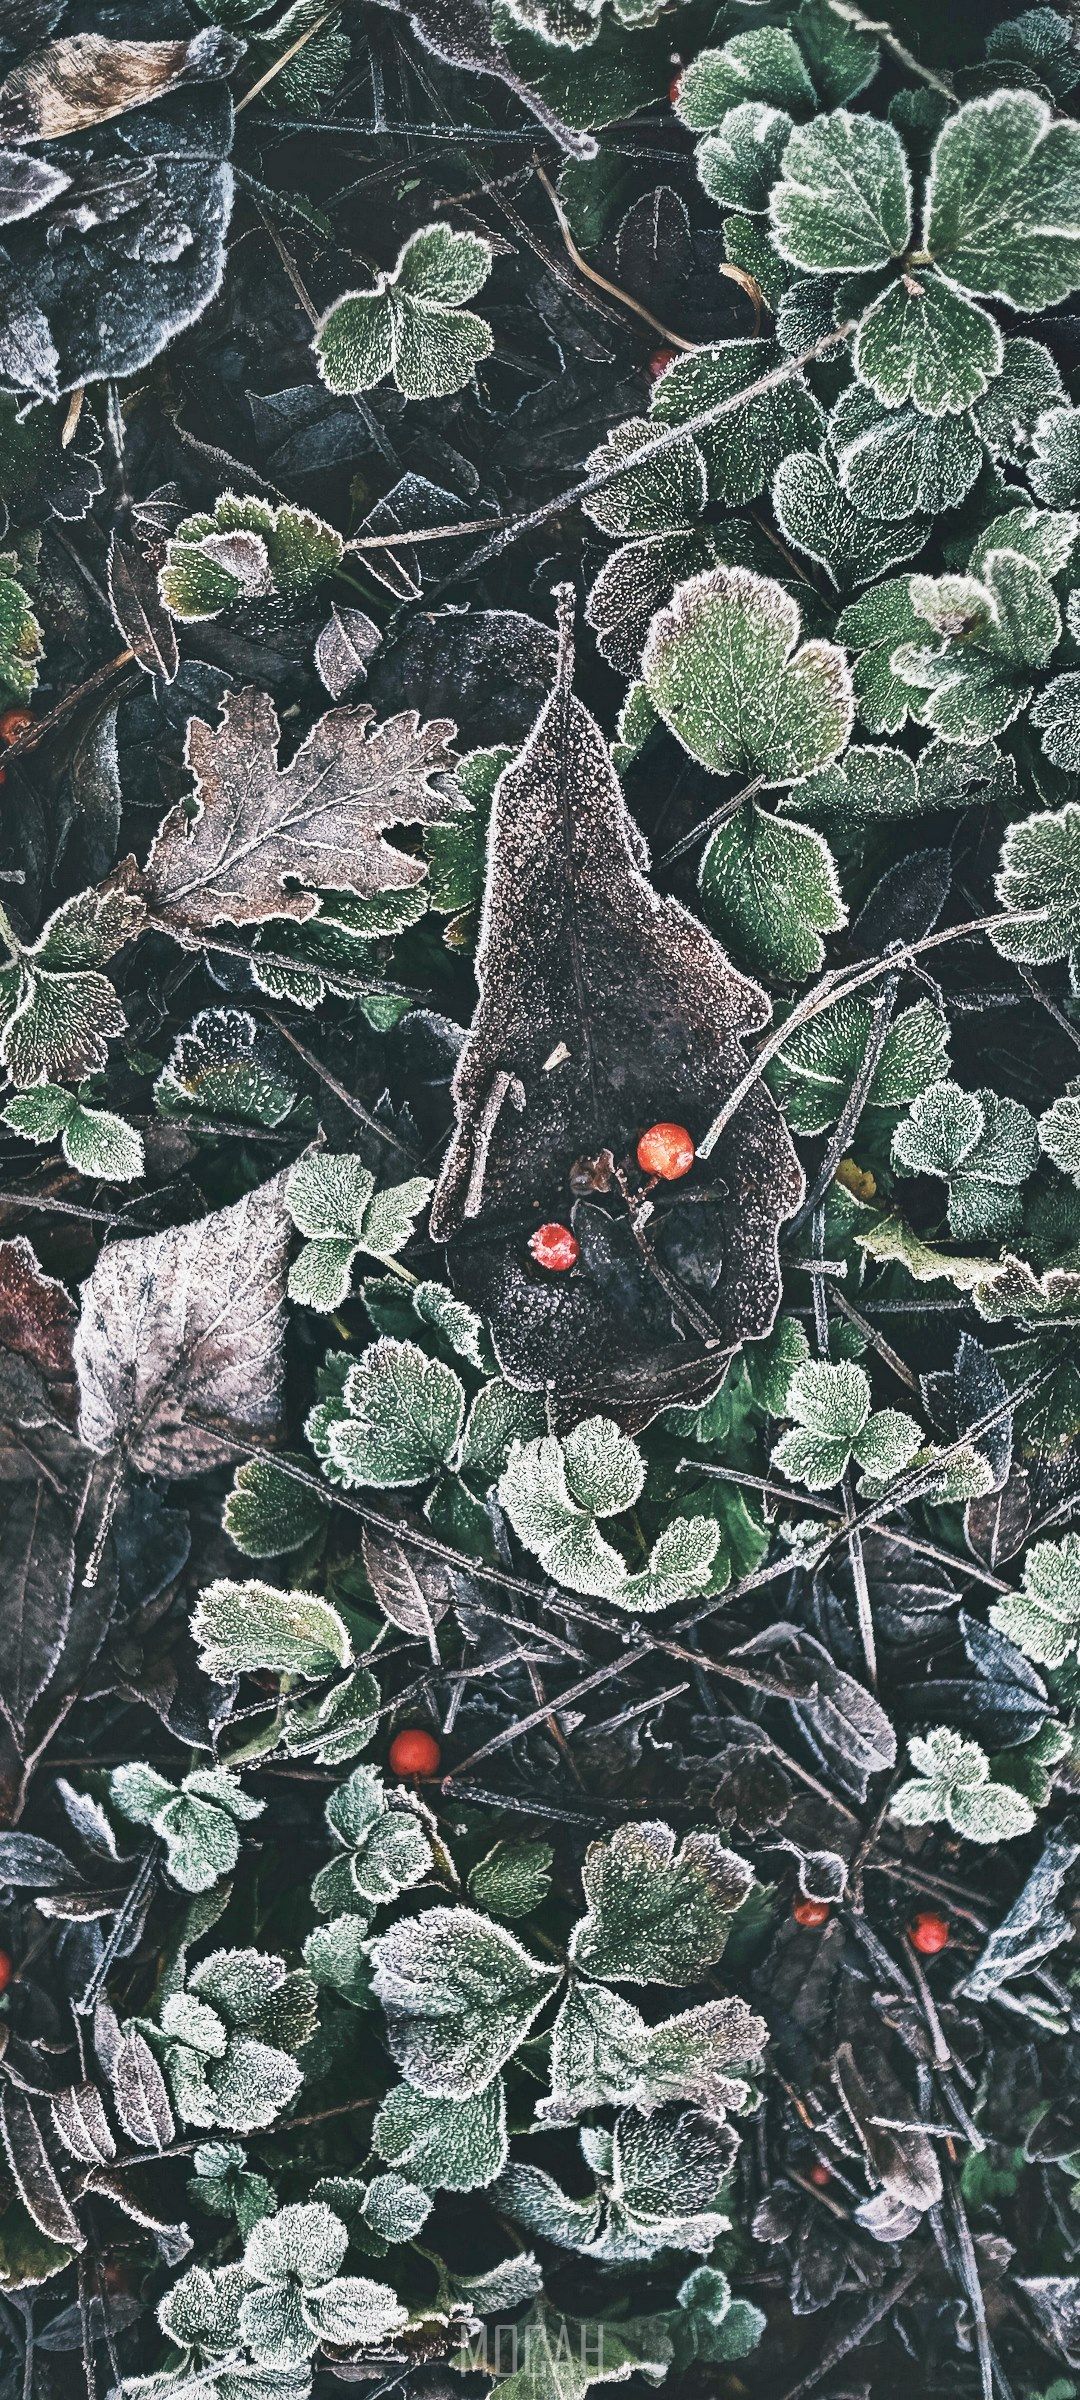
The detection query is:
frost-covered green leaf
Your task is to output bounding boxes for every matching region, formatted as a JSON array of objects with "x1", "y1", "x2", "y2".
[
  {"x1": 569, "y1": 1821, "x2": 753, "y2": 1984},
  {"x1": 672, "y1": 2266, "x2": 765, "y2": 2371},
  {"x1": 373, "y1": 2079, "x2": 508, "y2": 2193},
  {"x1": 924, "y1": 90, "x2": 1080, "y2": 309},
  {"x1": 854, "y1": 273, "x2": 1003, "y2": 416},
  {"x1": 0, "y1": 885, "x2": 142, "y2": 1088},
  {"x1": 224, "y1": 1457, "x2": 330, "y2": 1558},
  {"x1": 498, "y1": 1420, "x2": 718, "y2": 1611},
  {"x1": 768, "y1": 995, "x2": 949, "y2": 1134},
  {"x1": 311, "y1": 1765, "x2": 431, "y2": 1914},
  {"x1": 649, "y1": 339, "x2": 823, "y2": 507},
  {"x1": 697, "y1": 104, "x2": 794, "y2": 215},
  {"x1": 111, "y1": 1763, "x2": 262, "y2": 1895},
  {"x1": 770, "y1": 109, "x2": 912, "y2": 272},
  {"x1": 468, "y1": 1838, "x2": 553, "y2": 1920},
  {"x1": 313, "y1": 1338, "x2": 465, "y2": 1490},
  {"x1": 991, "y1": 1534, "x2": 1080, "y2": 1669},
  {"x1": 285, "y1": 1155, "x2": 432, "y2": 1310},
  {"x1": 987, "y1": 6, "x2": 1080, "y2": 98},
  {"x1": 891, "y1": 1726, "x2": 1037, "y2": 1842},
  {"x1": 1028, "y1": 403, "x2": 1080, "y2": 504},
  {"x1": 892, "y1": 1080, "x2": 1039, "y2": 1241},
  {"x1": 1031, "y1": 672, "x2": 1080, "y2": 771},
  {"x1": 837, "y1": 576, "x2": 926, "y2": 734},
  {"x1": 192, "y1": 1578, "x2": 352, "y2": 1679},
  {"x1": 896, "y1": 549, "x2": 1061, "y2": 742},
  {"x1": 278, "y1": 1662, "x2": 379, "y2": 1769},
  {"x1": 497, "y1": 2105, "x2": 737, "y2": 2261},
  {"x1": 1040, "y1": 1087, "x2": 1080, "y2": 1185},
  {"x1": 643, "y1": 563, "x2": 852, "y2": 786},
  {"x1": 992, "y1": 801, "x2": 1080, "y2": 974},
  {"x1": 188, "y1": 2142, "x2": 275, "y2": 2240},
  {"x1": 772, "y1": 447, "x2": 931, "y2": 587},
  {"x1": 581, "y1": 418, "x2": 706, "y2": 539},
  {"x1": 3, "y1": 1084, "x2": 144, "y2": 1181},
  {"x1": 787, "y1": 743, "x2": 920, "y2": 826},
  {"x1": 160, "y1": 496, "x2": 343, "y2": 622},
  {"x1": 238, "y1": 2203, "x2": 406, "y2": 2365},
  {"x1": 0, "y1": 553, "x2": 43, "y2": 703},
  {"x1": 153, "y1": 1949, "x2": 316, "y2": 2133},
  {"x1": 773, "y1": 1359, "x2": 921, "y2": 1491},
  {"x1": 698, "y1": 801, "x2": 845, "y2": 983},
  {"x1": 369, "y1": 1905, "x2": 560, "y2": 2097},
  {"x1": 830, "y1": 385, "x2": 983, "y2": 519},
  {"x1": 157, "y1": 1009, "x2": 298, "y2": 1129},
  {"x1": 314, "y1": 224, "x2": 493, "y2": 402},
  {"x1": 676, "y1": 32, "x2": 815, "y2": 130}
]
